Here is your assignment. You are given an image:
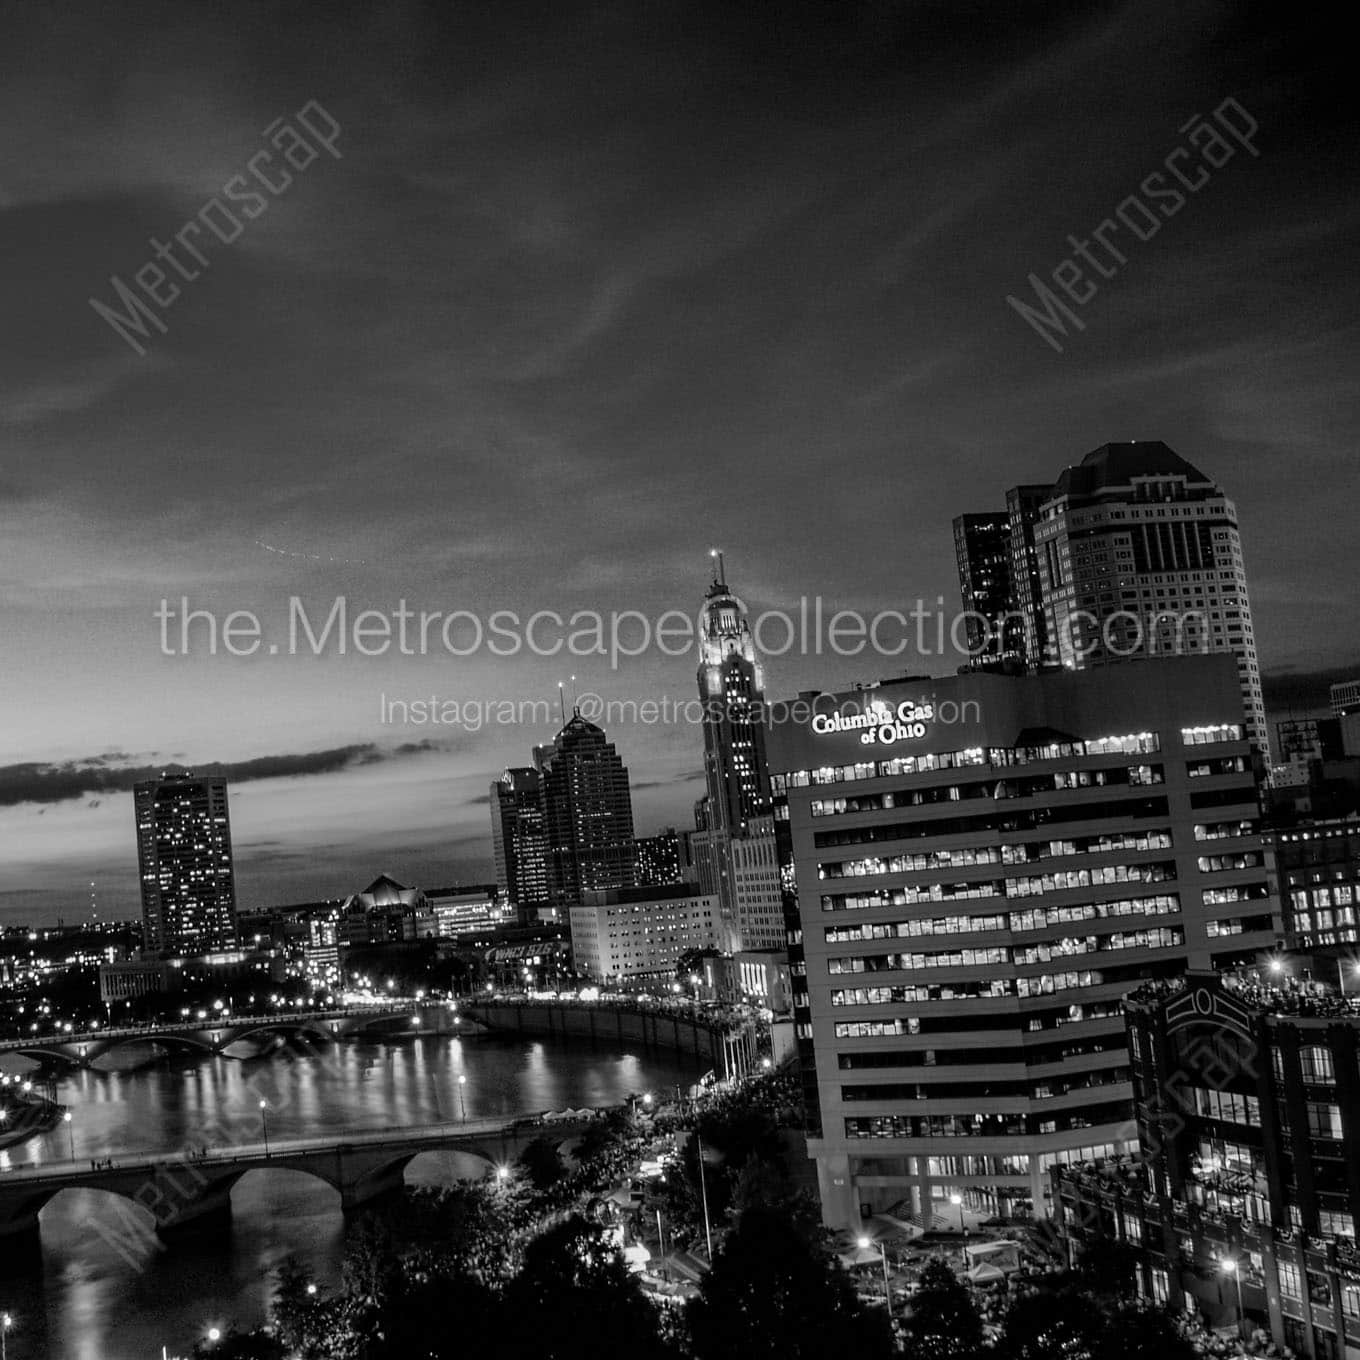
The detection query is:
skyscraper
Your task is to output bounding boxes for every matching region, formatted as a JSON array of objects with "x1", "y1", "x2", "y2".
[
  {"x1": 694, "y1": 557, "x2": 783, "y2": 951},
  {"x1": 1006, "y1": 483, "x2": 1054, "y2": 671},
  {"x1": 490, "y1": 766, "x2": 551, "y2": 921},
  {"x1": 538, "y1": 710, "x2": 636, "y2": 907},
  {"x1": 957, "y1": 446, "x2": 1265, "y2": 758},
  {"x1": 952, "y1": 511, "x2": 1018, "y2": 670},
  {"x1": 698, "y1": 555, "x2": 772, "y2": 837},
  {"x1": 134, "y1": 770, "x2": 238, "y2": 956},
  {"x1": 1032, "y1": 442, "x2": 1266, "y2": 757},
  {"x1": 952, "y1": 489, "x2": 1053, "y2": 673}
]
